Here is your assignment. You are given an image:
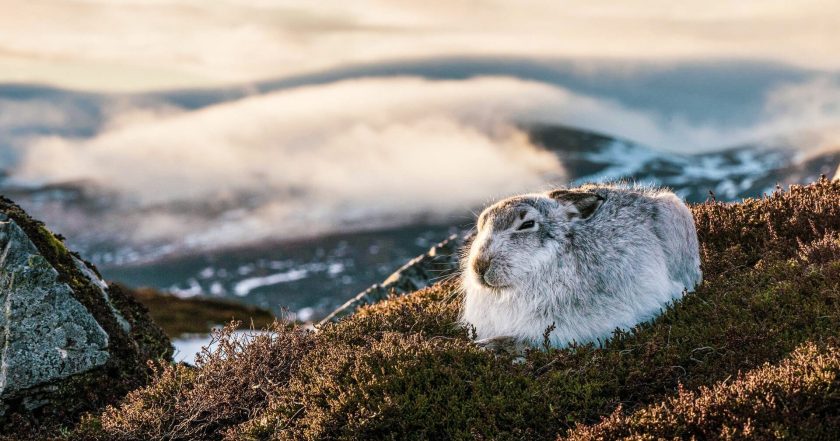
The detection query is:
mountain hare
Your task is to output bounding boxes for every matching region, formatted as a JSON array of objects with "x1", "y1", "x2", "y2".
[{"x1": 461, "y1": 184, "x2": 702, "y2": 349}]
